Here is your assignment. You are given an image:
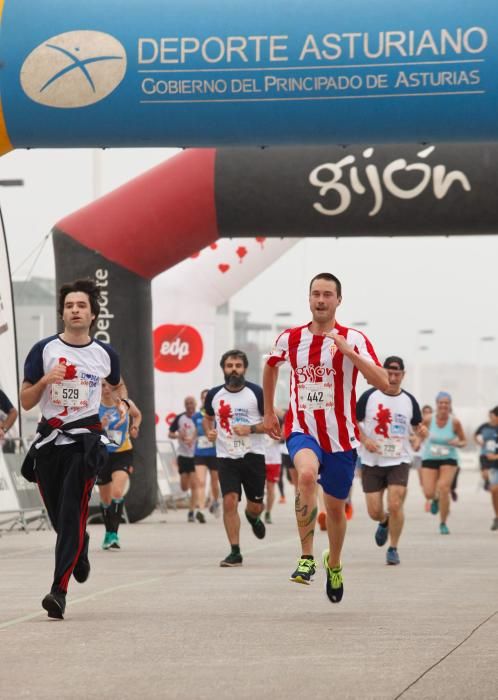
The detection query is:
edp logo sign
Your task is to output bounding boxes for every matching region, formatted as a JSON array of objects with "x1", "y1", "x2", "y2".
[{"x1": 20, "y1": 30, "x2": 127, "y2": 108}]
